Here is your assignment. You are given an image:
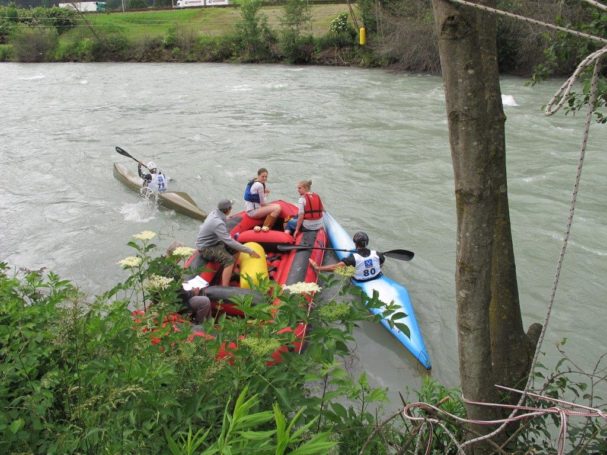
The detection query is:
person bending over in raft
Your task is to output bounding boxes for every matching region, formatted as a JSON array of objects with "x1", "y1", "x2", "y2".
[
  {"x1": 138, "y1": 160, "x2": 167, "y2": 193},
  {"x1": 195, "y1": 198, "x2": 260, "y2": 286},
  {"x1": 243, "y1": 167, "x2": 281, "y2": 232},
  {"x1": 284, "y1": 179, "x2": 324, "y2": 238},
  {"x1": 309, "y1": 231, "x2": 385, "y2": 282},
  {"x1": 147, "y1": 241, "x2": 212, "y2": 324}
]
